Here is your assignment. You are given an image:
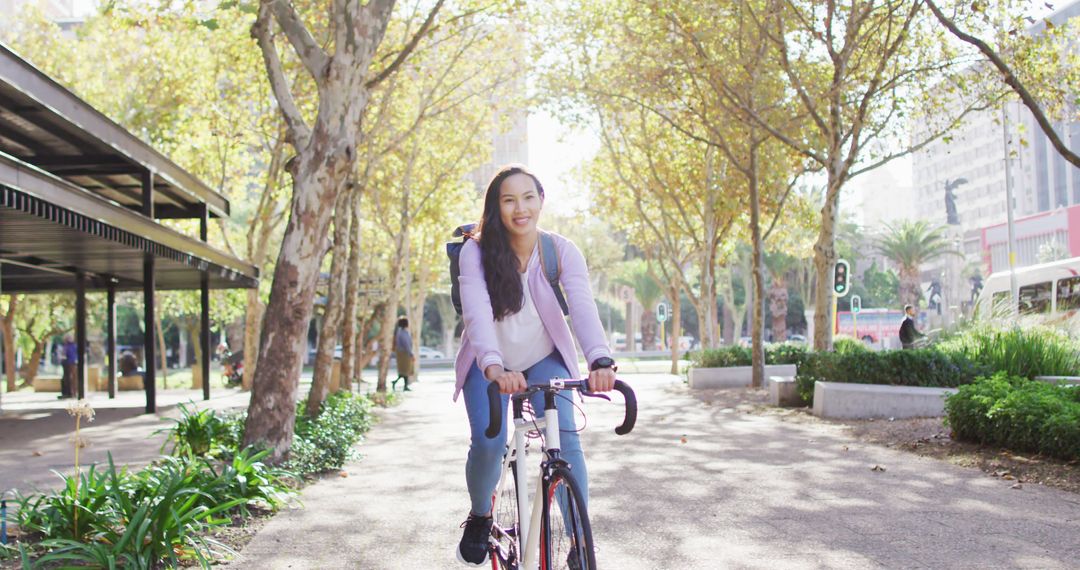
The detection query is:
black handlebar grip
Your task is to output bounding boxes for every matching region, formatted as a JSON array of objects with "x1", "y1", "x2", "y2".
[
  {"x1": 485, "y1": 381, "x2": 503, "y2": 439},
  {"x1": 613, "y1": 379, "x2": 637, "y2": 435}
]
